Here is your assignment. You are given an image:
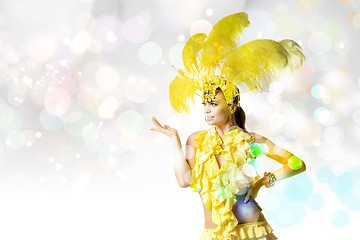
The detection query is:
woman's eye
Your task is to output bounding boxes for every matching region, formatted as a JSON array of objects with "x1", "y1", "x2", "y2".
[{"x1": 201, "y1": 102, "x2": 216, "y2": 107}]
